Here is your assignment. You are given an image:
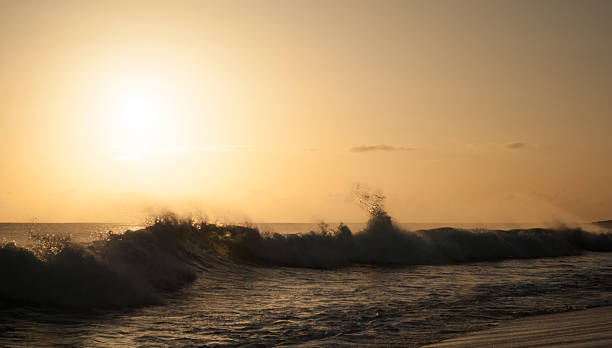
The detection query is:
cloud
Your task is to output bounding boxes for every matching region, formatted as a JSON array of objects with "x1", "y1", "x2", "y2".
[
  {"x1": 349, "y1": 144, "x2": 412, "y2": 153},
  {"x1": 199, "y1": 145, "x2": 250, "y2": 152},
  {"x1": 506, "y1": 142, "x2": 527, "y2": 150}
]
